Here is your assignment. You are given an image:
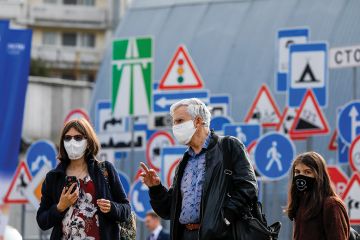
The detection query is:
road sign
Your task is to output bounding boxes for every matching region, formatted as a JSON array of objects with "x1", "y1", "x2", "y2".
[
  {"x1": 254, "y1": 132, "x2": 295, "y2": 180},
  {"x1": 112, "y1": 36, "x2": 153, "y2": 116},
  {"x1": 24, "y1": 164, "x2": 51, "y2": 209},
  {"x1": 342, "y1": 173, "x2": 360, "y2": 224},
  {"x1": 350, "y1": 136, "x2": 360, "y2": 173},
  {"x1": 338, "y1": 101, "x2": 360, "y2": 145},
  {"x1": 118, "y1": 171, "x2": 130, "y2": 195},
  {"x1": 96, "y1": 100, "x2": 129, "y2": 133},
  {"x1": 146, "y1": 131, "x2": 175, "y2": 171},
  {"x1": 148, "y1": 113, "x2": 172, "y2": 130},
  {"x1": 153, "y1": 90, "x2": 209, "y2": 113},
  {"x1": 98, "y1": 124, "x2": 147, "y2": 151},
  {"x1": 159, "y1": 45, "x2": 204, "y2": 90},
  {"x1": 276, "y1": 28, "x2": 309, "y2": 92},
  {"x1": 210, "y1": 116, "x2": 233, "y2": 135},
  {"x1": 245, "y1": 84, "x2": 281, "y2": 127},
  {"x1": 161, "y1": 146, "x2": 187, "y2": 188},
  {"x1": 338, "y1": 134, "x2": 350, "y2": 164},
  {"x1": 25, "y1": 140, "x2": 57, "y2": 177},
  {"x1": 328, "y1": 130, "x2": 338, "y2": 151},
  {"x1": 223, "y1": 123, "x2": 261, "y2": 148},
  {"x1": 329, "y1": 45, "x2": 360, "y2": 68},
  {"x1": 289, "y1": 90, "x2": 329, "y2": 138},
  {"x1": 327, "y1": 166, "x2": 348, "y2": 196},
  {"x1": 276, "y1": 107, "x2": 306, "y2": 140},
  {"x1": 64, "y1": 108, "x2": 90, "y2": 123},
  {"x1": 129, "y1": 179, "x2": 152, "y2": 221},
  {"x1": 288, "y1": 42, "x2": 328, "y2": 107},
  {"x1": 4, "y1": 162, "x2": 32, "y2": 204},
  {"x1": 209, "y1": 94, "x2": 231, "y2": 117}
]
